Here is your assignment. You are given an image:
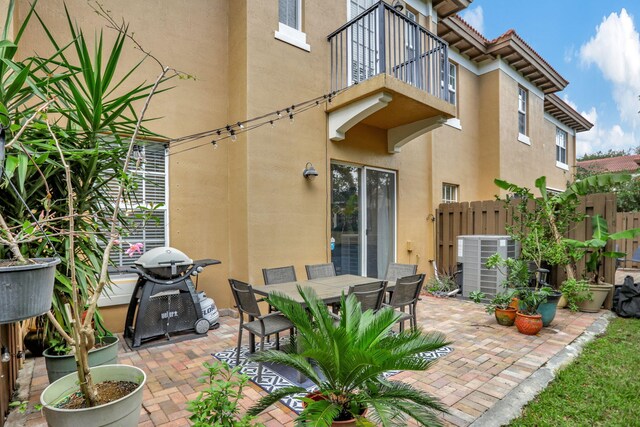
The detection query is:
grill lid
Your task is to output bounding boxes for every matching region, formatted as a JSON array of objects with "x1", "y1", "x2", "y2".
[{"x1": 134, "y1": 247, "x2": 193, "y2": 269}]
